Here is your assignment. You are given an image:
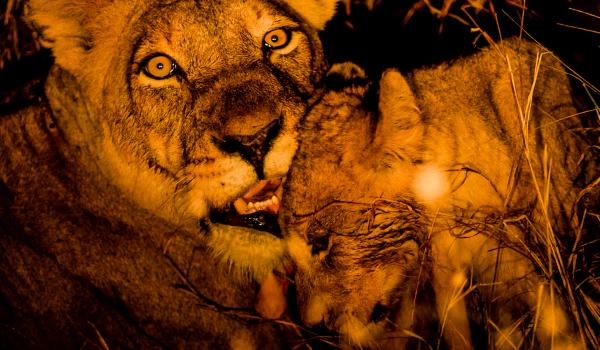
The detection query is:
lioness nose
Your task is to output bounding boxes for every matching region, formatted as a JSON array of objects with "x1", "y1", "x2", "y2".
[
  {"x1": 370, "y1": 302, "x2": 389, "y2": 323},
  {"x1": 214, "y1": 119, "x2": 281, "y2": 177}
]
